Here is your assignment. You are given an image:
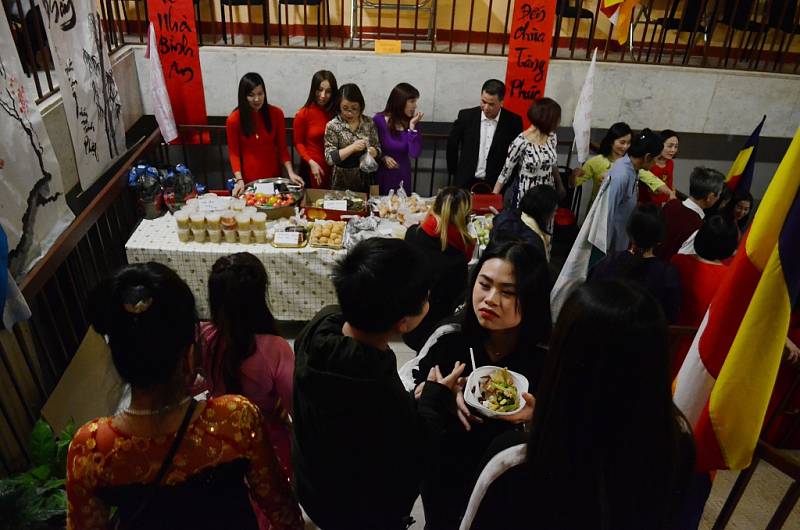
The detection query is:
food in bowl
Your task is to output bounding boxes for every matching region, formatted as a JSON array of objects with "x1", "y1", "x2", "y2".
[
  {"x1": 244, "y1": 191, "x2": 297, "y2": 208},
  {"x1": 478, "y1": 368, "x2": 520, "y2": 413},
  {"x1": 243, "y1": 179, "x2": 302, "y2": 210}
]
